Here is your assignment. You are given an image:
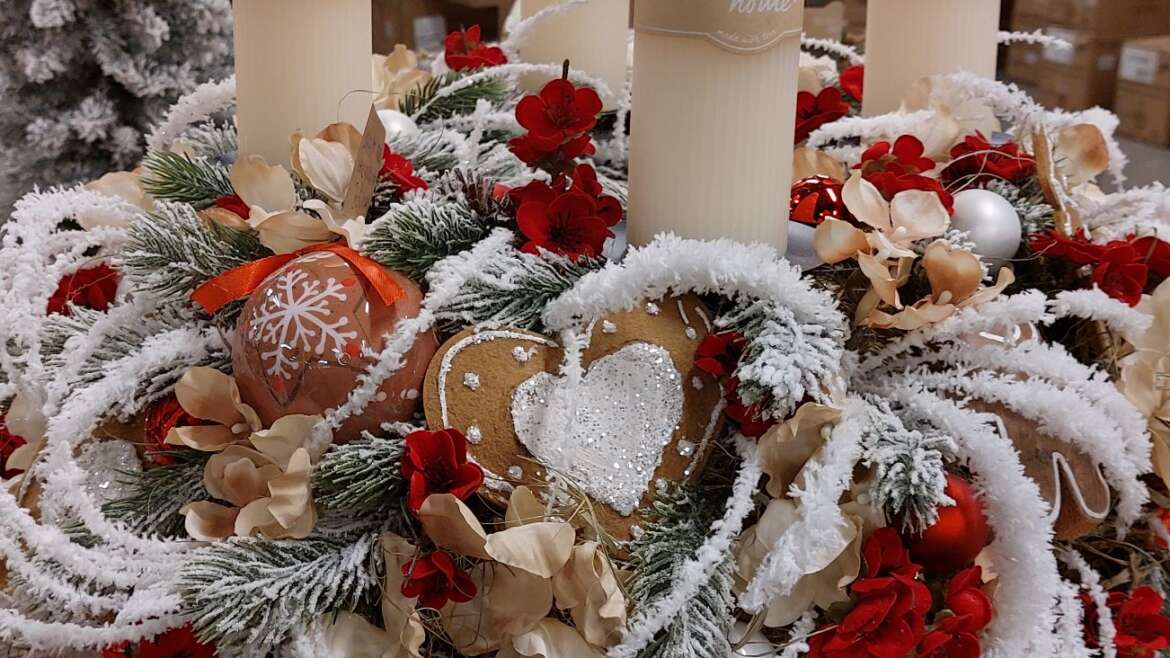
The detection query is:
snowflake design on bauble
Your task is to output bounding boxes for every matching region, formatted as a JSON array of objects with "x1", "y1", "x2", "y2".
[{"x1": 248, "y1": 262, "x2": 359, "y2": 380}]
